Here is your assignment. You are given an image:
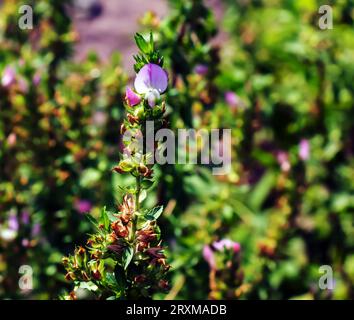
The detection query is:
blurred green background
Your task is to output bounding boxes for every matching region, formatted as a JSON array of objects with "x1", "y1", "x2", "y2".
[{"x1": 0, "y1": 0, "x2": 353, "y2": 299}]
